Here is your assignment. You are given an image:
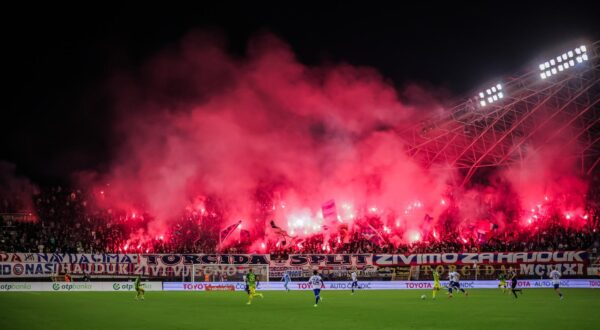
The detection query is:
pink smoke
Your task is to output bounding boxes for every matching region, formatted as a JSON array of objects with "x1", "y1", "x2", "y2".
[{"x1": 79, "y1": 31, "x2": 591, "y2": 250}]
